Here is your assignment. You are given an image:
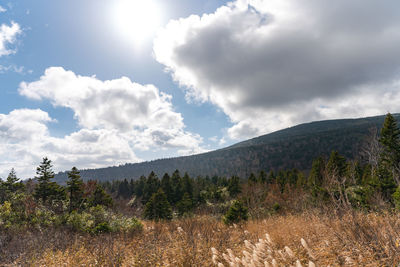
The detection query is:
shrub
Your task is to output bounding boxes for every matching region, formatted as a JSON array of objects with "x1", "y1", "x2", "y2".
[
  {"x1": 223, "y1": 200, "x2": 248, "y2": 225},
  {"x1": 392, "y1": 186, "x2": 400, "y2": 210},
  {"x1": 65, "y1": 205, "x2": 142, "y2": 234}
]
